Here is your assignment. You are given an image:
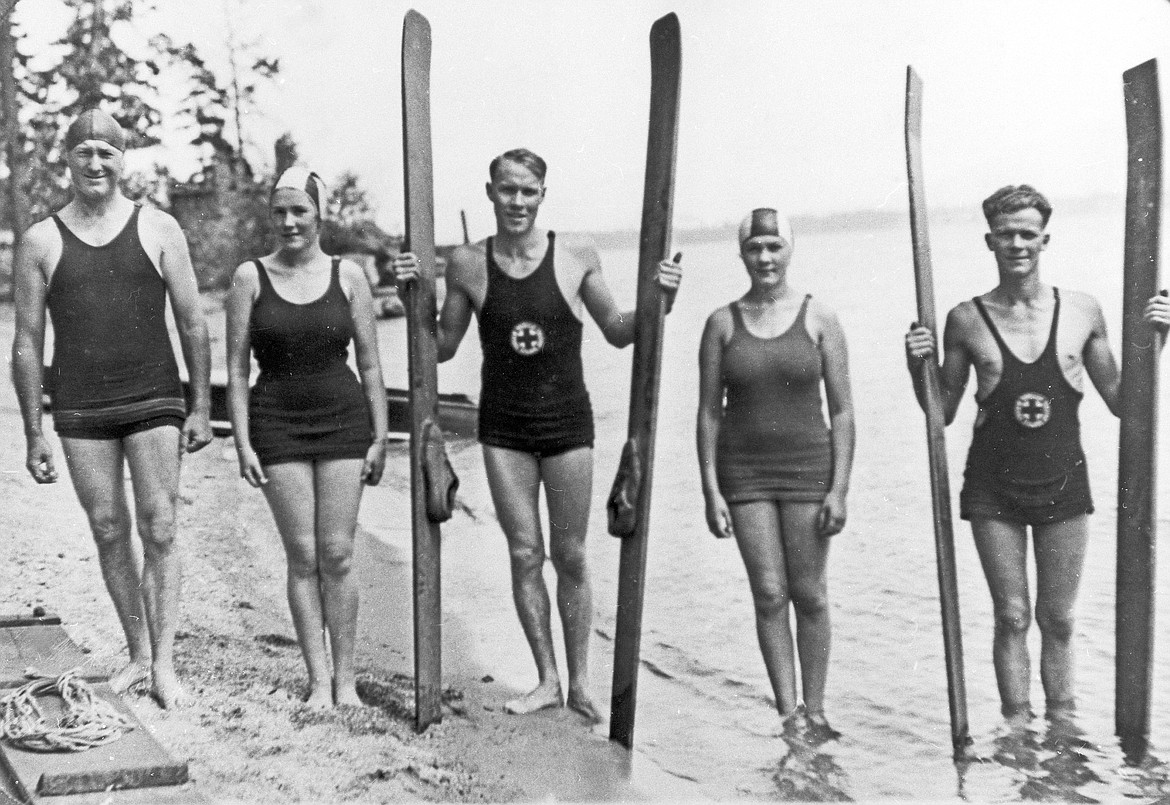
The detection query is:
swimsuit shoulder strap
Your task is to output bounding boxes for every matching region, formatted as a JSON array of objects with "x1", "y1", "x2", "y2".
[
  {"x1": 1041, "y1": 287, "x2": 1062, "y2": 359},
  {"x1": 796, "y1": 294, "x2": 812, "y2": 326},
  {"x1": 252, "y1": 258, "x2": 273, "y2": 296},
  {"x1": 972, "y1": 295, "x2": 1013, "y2": 359},
  {"x1": 729, "y1": 301, "x2": 746, "y2": 333}
]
